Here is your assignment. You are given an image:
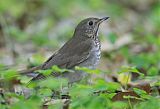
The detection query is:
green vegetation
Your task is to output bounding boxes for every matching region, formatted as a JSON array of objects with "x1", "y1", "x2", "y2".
[{"x1": 0, "y1": 0, "x2": 160, "y2": 109}]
